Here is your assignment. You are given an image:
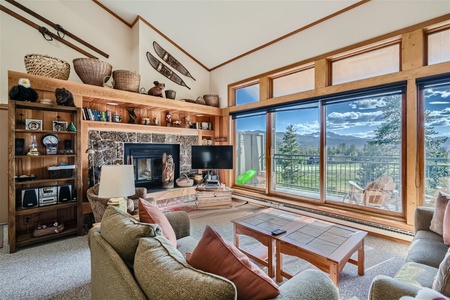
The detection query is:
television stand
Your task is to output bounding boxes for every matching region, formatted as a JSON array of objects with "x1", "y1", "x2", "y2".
[{"x1": 196, "y1": 184, "x2": 232, "y2": 209}]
